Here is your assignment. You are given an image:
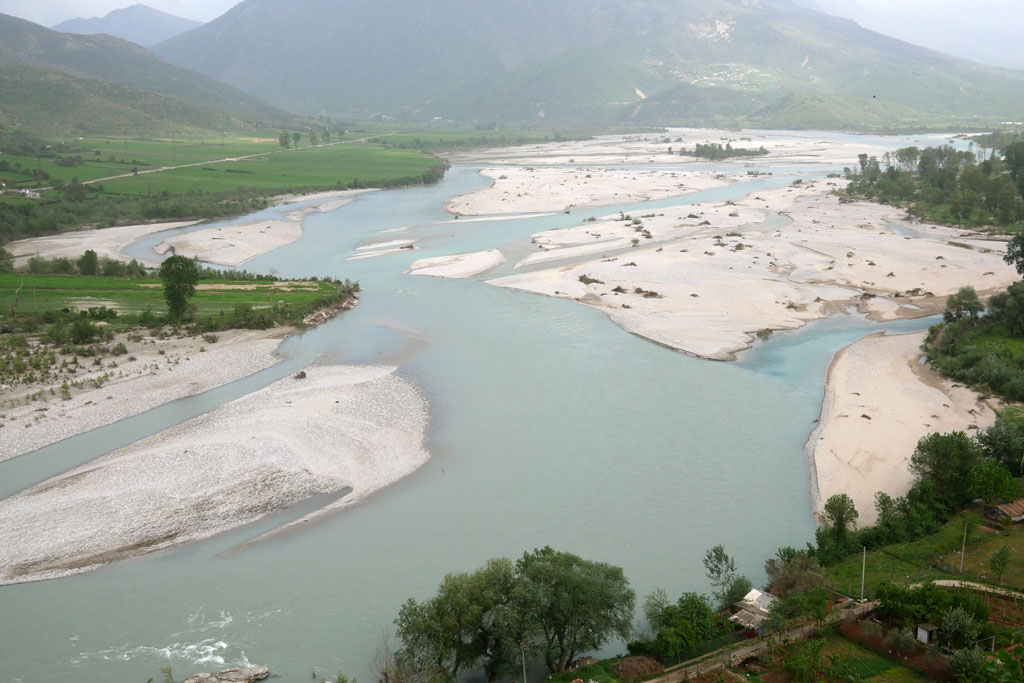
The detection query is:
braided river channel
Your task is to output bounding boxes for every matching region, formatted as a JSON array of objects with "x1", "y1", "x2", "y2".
[{"x1": 0, "y1": 133, "x2": 958, "y2": 681}]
